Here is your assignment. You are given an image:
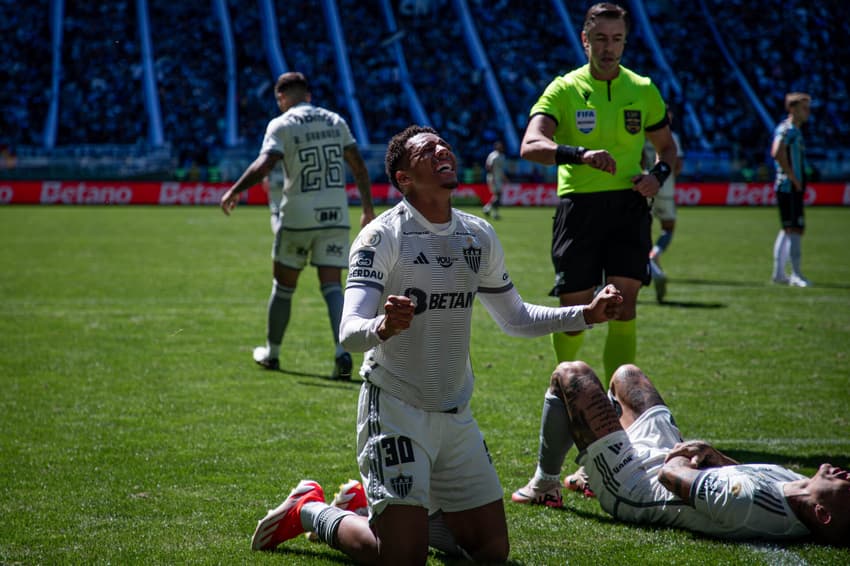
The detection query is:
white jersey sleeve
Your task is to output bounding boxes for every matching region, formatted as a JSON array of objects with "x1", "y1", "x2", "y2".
[
  {"x1": 260, "y1": 102, "x2": 356, "y2": 230},
  {"x1": 478, "y1": 288, "x2": 588, "y2": 336}
]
